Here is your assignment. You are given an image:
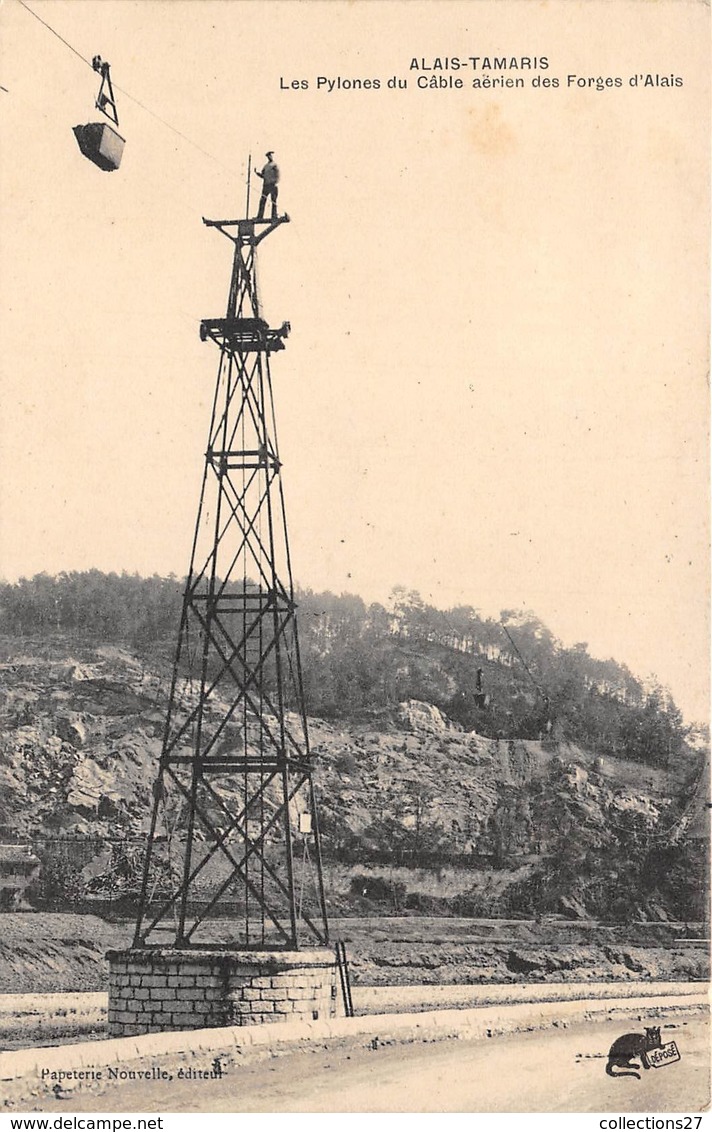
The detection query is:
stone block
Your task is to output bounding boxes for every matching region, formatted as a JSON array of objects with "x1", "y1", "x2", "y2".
[
  {"x1": 228, "y1": 1000, "x2": 253, "y2": 1015},
  {"x1": 176, "y1": 963, "x2": 213, "y2": 976},
  {"x1": 235, "y1": 965, "x2": 262, "y2": 976},
  {"x1": 178, "y1": 987, "x2": 205, "y2": 1000},
  {"x1": 152, "y1": 987, "x2": 177, "y2": 1001},
  {"x1": 171, "y1": 1001, "x2": 197, "y2": 1015}
]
